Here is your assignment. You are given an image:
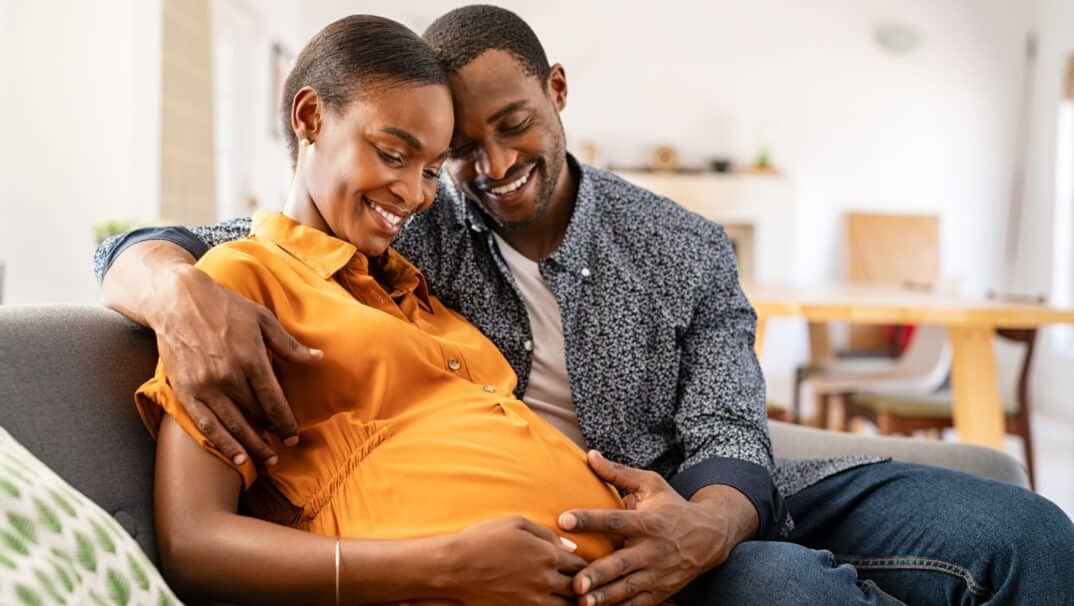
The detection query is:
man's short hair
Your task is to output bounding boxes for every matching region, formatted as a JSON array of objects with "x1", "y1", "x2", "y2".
[{"x1": 422, "y1": 5, "x2": 551, "y2": 83}]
